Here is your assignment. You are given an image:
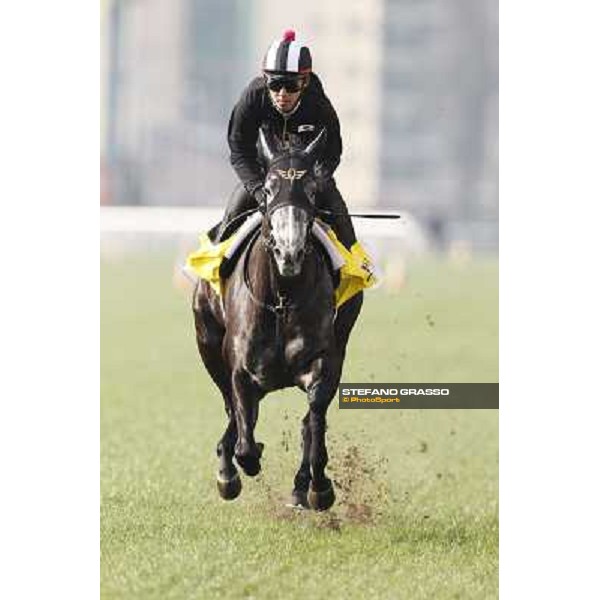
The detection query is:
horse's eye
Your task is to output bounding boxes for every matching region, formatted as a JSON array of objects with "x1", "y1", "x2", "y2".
[
  {"x1": 265, "y1": 175, "x2": 280, "y2": 196},
  {"x1": 304, "y1": 179, "x2": 317, "y2": 198}
]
